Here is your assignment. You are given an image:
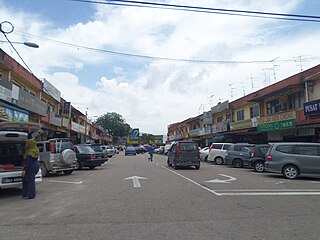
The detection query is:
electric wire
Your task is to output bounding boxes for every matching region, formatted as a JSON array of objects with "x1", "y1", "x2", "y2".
[{"x1": 69, "y1": 0, "x2": 320, "y2": 23}]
